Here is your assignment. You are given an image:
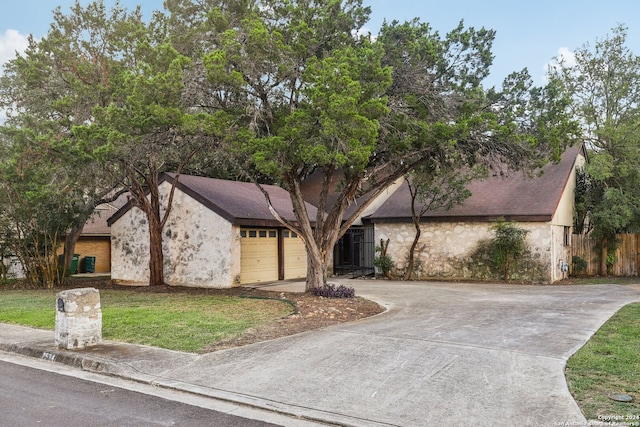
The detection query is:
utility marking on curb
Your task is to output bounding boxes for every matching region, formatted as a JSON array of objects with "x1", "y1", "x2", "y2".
[{"x1": 41, "y1": 352, "x2": 56, "y2": 362}]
